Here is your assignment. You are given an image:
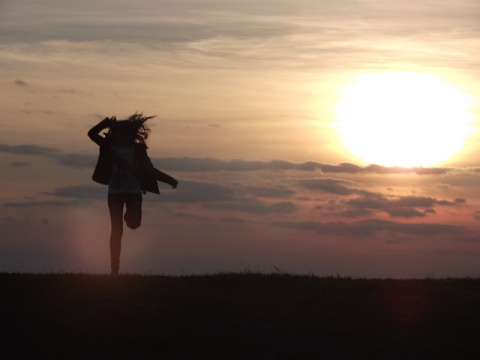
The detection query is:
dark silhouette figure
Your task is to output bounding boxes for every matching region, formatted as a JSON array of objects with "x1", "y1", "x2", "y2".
[{"x1": 88, "y1": 113, "x2": 178, "y2": 276}]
